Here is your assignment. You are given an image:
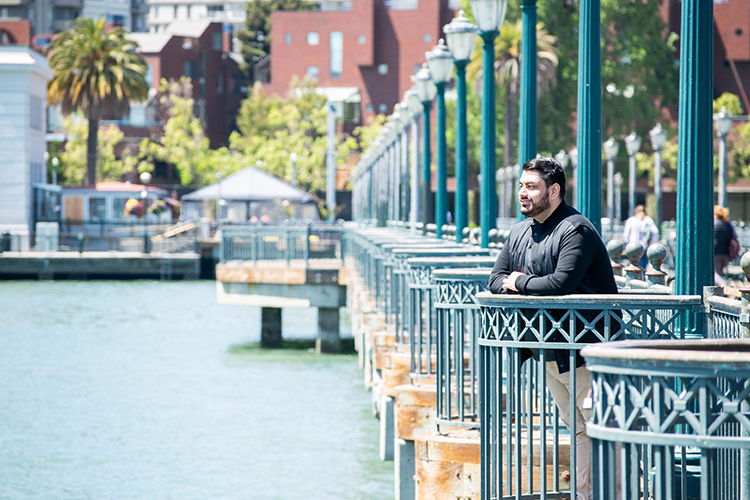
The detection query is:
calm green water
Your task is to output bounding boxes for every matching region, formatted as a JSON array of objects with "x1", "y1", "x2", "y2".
[{"x1": 0, "y1": 281, "x2": 392, "y2": 500}]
